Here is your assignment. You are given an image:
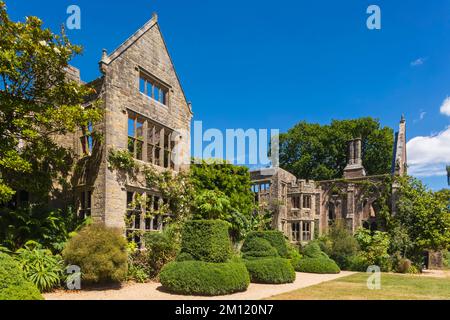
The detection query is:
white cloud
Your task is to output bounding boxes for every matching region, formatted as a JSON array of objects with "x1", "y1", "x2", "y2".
[
  {"x1": 410, "y1": 57, "x2": 426, "y2": 67},
  {"x1": 440, "y1": 97, "x2": 450, "y2": 116},
  {"x1": 407, "y1": 127, "x2": 450, "y2": 177},
  {"x1": 413, "y1": 111, "x2": 427, "y2": 124}
]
